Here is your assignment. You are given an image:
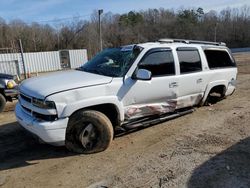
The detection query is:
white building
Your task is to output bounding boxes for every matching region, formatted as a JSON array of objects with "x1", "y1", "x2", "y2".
[{"x1": 0, "y1": 49, "x2": 88, "y2": 76}]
